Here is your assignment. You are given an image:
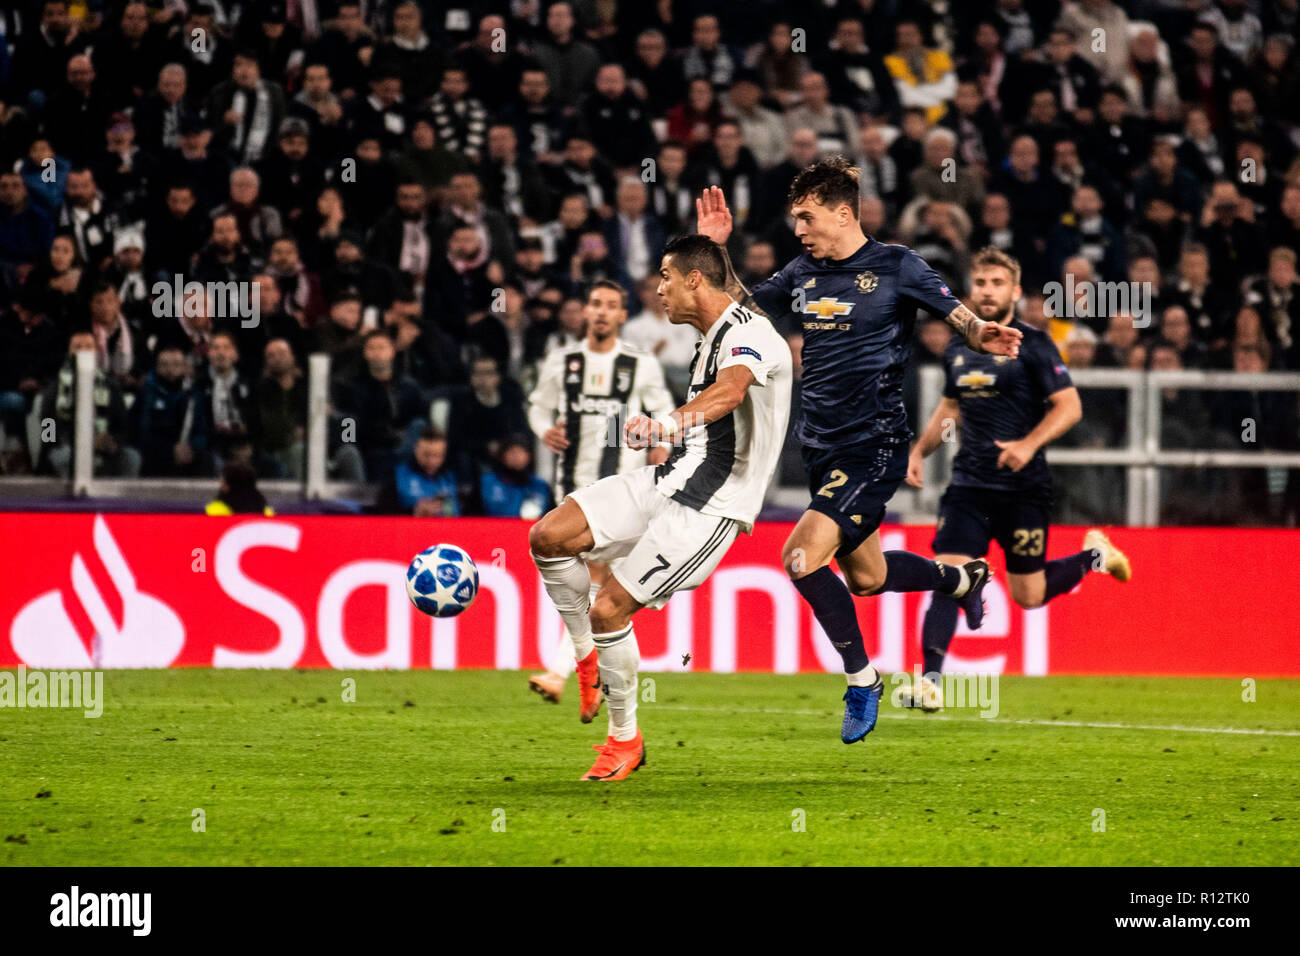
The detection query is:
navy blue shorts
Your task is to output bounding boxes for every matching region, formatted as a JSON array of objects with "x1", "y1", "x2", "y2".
[
  {"x1": 803, "y1": 442, "x2": 909, "y2": 557},
  {"x1": 931, "y1": 484, "x2": 1052, "y2": 574}
]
